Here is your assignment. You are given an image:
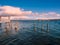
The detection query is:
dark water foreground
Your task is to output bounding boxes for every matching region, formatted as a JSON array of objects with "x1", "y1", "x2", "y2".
[
  {"x1": 0, "y1": 28, "x2": 60, "y2": 45},
  {"x1": 0, "y1": 20, "x2": 60, "y2": 45}
]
